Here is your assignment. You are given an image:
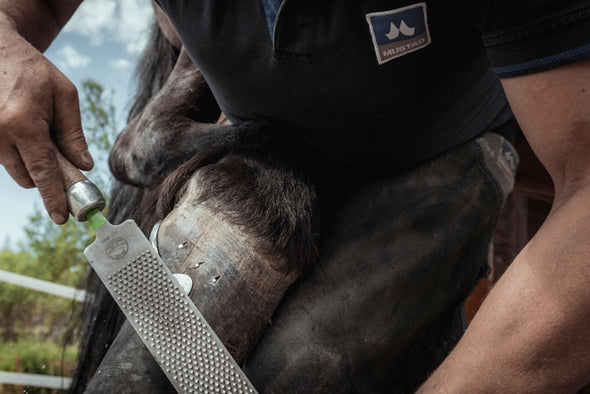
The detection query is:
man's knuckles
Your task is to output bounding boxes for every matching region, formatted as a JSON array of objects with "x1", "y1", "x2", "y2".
[
  {"x1": 0, "y1": 102, "x2": 50, "y2": 140},
  {"x1": 55, "y1": 79, "x2": 79, "y2": 104},
  {"x1": 0, "y1": 103, "x2": 30, "y2": 134}
]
